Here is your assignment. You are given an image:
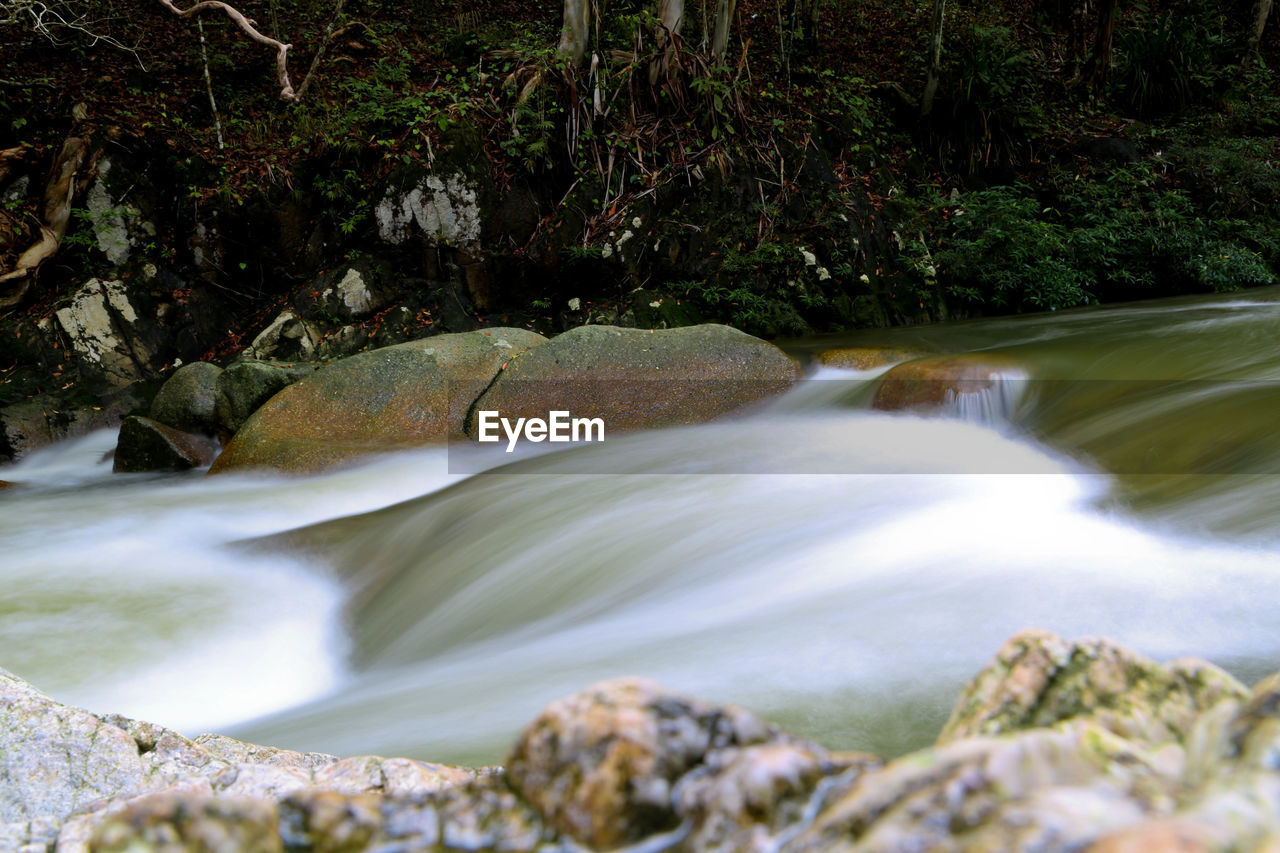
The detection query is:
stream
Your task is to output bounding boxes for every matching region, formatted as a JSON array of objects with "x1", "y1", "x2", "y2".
[{"x1": 6, "y1": 287, "x2": 1280, "y2": 766}]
